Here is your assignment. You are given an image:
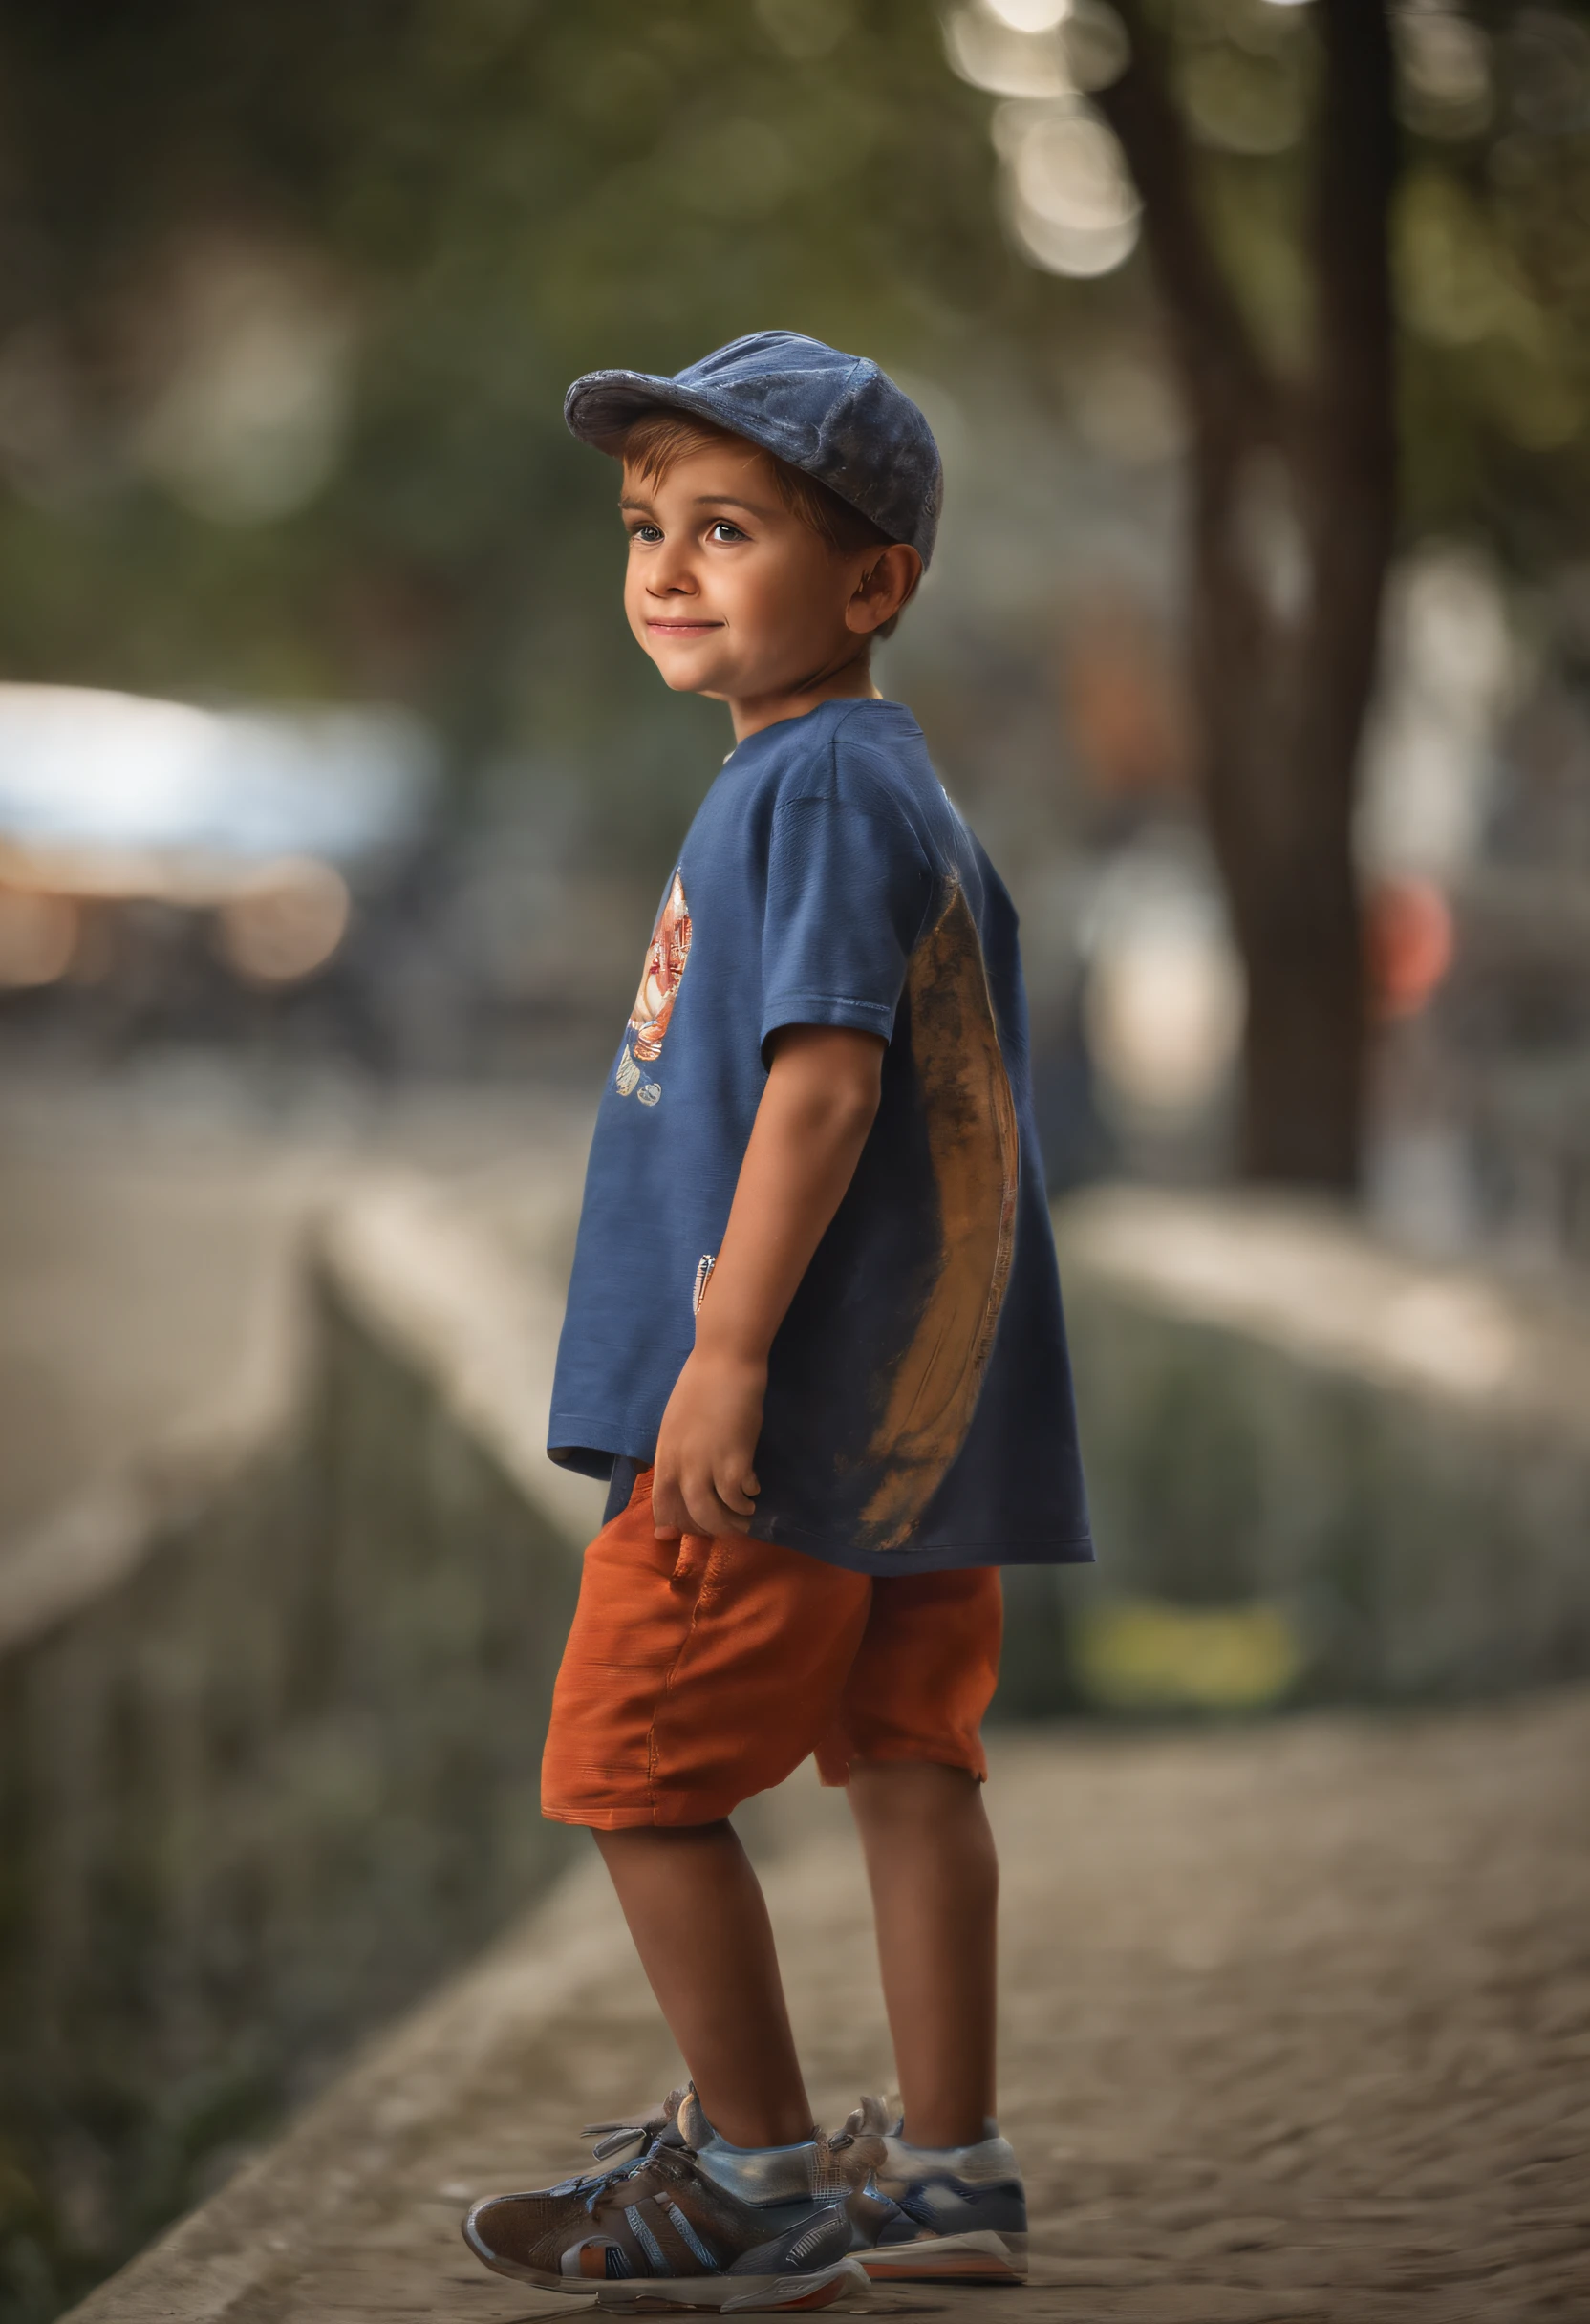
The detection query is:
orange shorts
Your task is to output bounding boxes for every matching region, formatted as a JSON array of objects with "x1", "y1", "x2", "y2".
[{"x1": 542, "y1": 1469, "x2": 1002, "y2": 1829}]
